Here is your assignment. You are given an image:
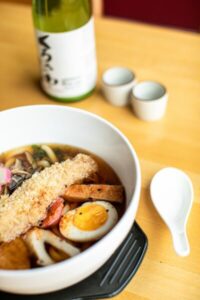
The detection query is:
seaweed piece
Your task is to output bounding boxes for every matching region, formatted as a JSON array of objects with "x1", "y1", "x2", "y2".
[
  {"x1": 8, "y1": 174, "x2": 26, "y2": 194},
  {"x1": 32, "y1": 145, "x2": 47, "y2": 161}
]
